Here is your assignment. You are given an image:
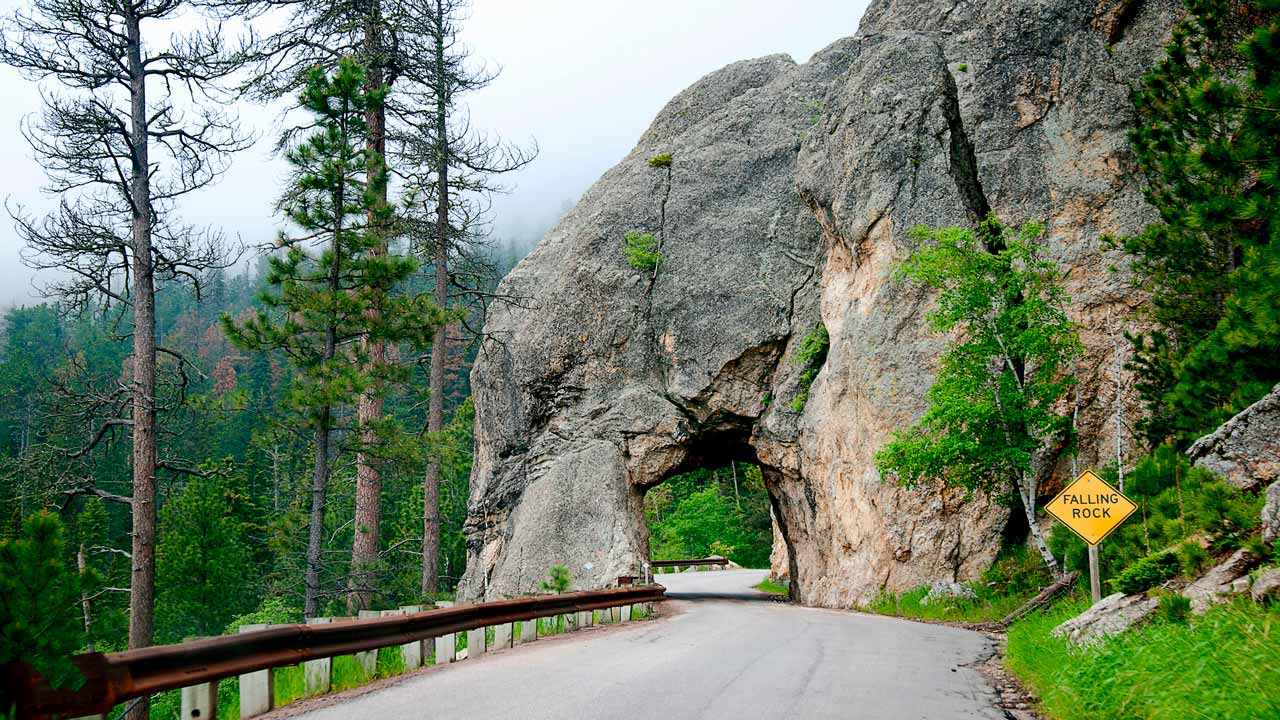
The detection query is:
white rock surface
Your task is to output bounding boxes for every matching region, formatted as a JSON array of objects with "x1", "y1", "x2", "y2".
[{"x1": 1052, "y1": 593, "x2": 1158, "y2": 646}]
